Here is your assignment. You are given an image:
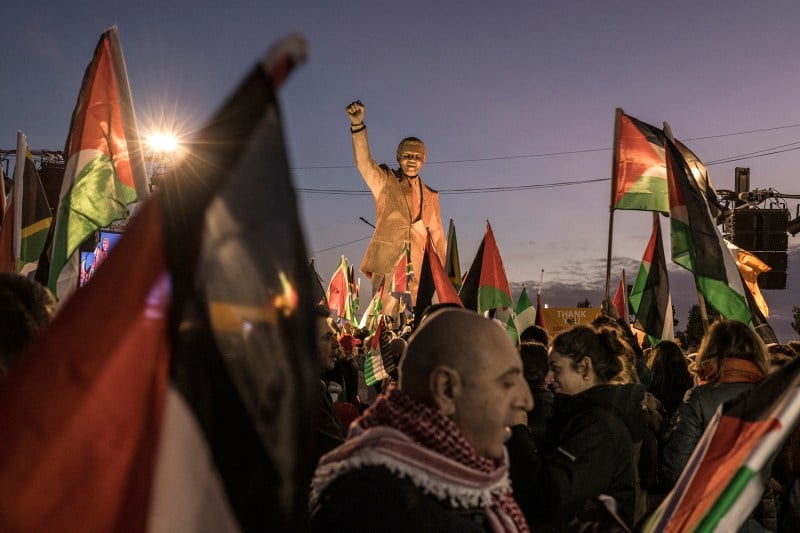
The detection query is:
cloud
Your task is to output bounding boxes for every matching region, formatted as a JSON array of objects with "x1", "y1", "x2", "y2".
[{"x1": 510, "y1": 246, "x2": 800, "y2": 342}]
